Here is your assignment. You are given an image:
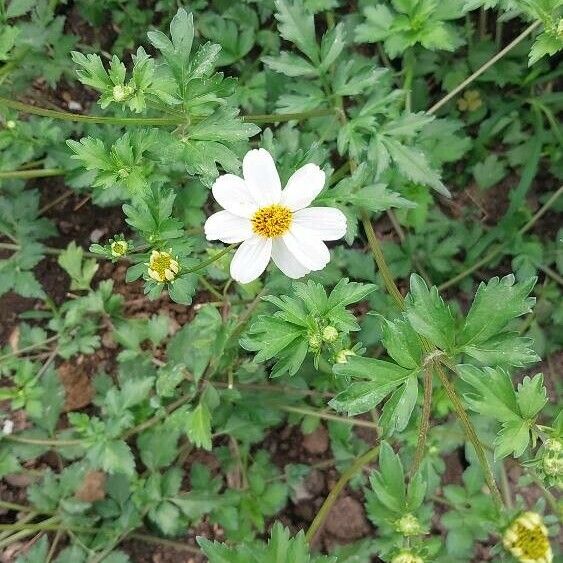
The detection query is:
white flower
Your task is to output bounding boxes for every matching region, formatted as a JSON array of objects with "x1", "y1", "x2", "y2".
[
  {"x1": 2, "y1": 419, "x2": 14, "y2": 435},
  {"x1": 204, "y1": 148, "x2": 347, "y2": 284}
]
